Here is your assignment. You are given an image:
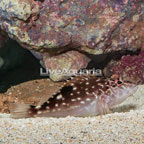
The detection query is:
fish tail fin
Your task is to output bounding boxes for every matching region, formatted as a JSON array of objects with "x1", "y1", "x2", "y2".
[{"x1": 9, "y1": 103, "x2": 34, "y2": 119}]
